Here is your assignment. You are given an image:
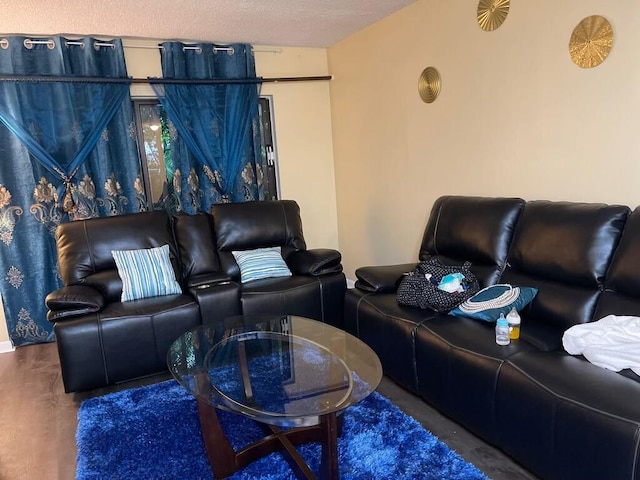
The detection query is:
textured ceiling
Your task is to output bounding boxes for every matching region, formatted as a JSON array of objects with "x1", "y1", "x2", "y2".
[{"x1": 5, "y1": 0, "x2": 416, "y2": 48}]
